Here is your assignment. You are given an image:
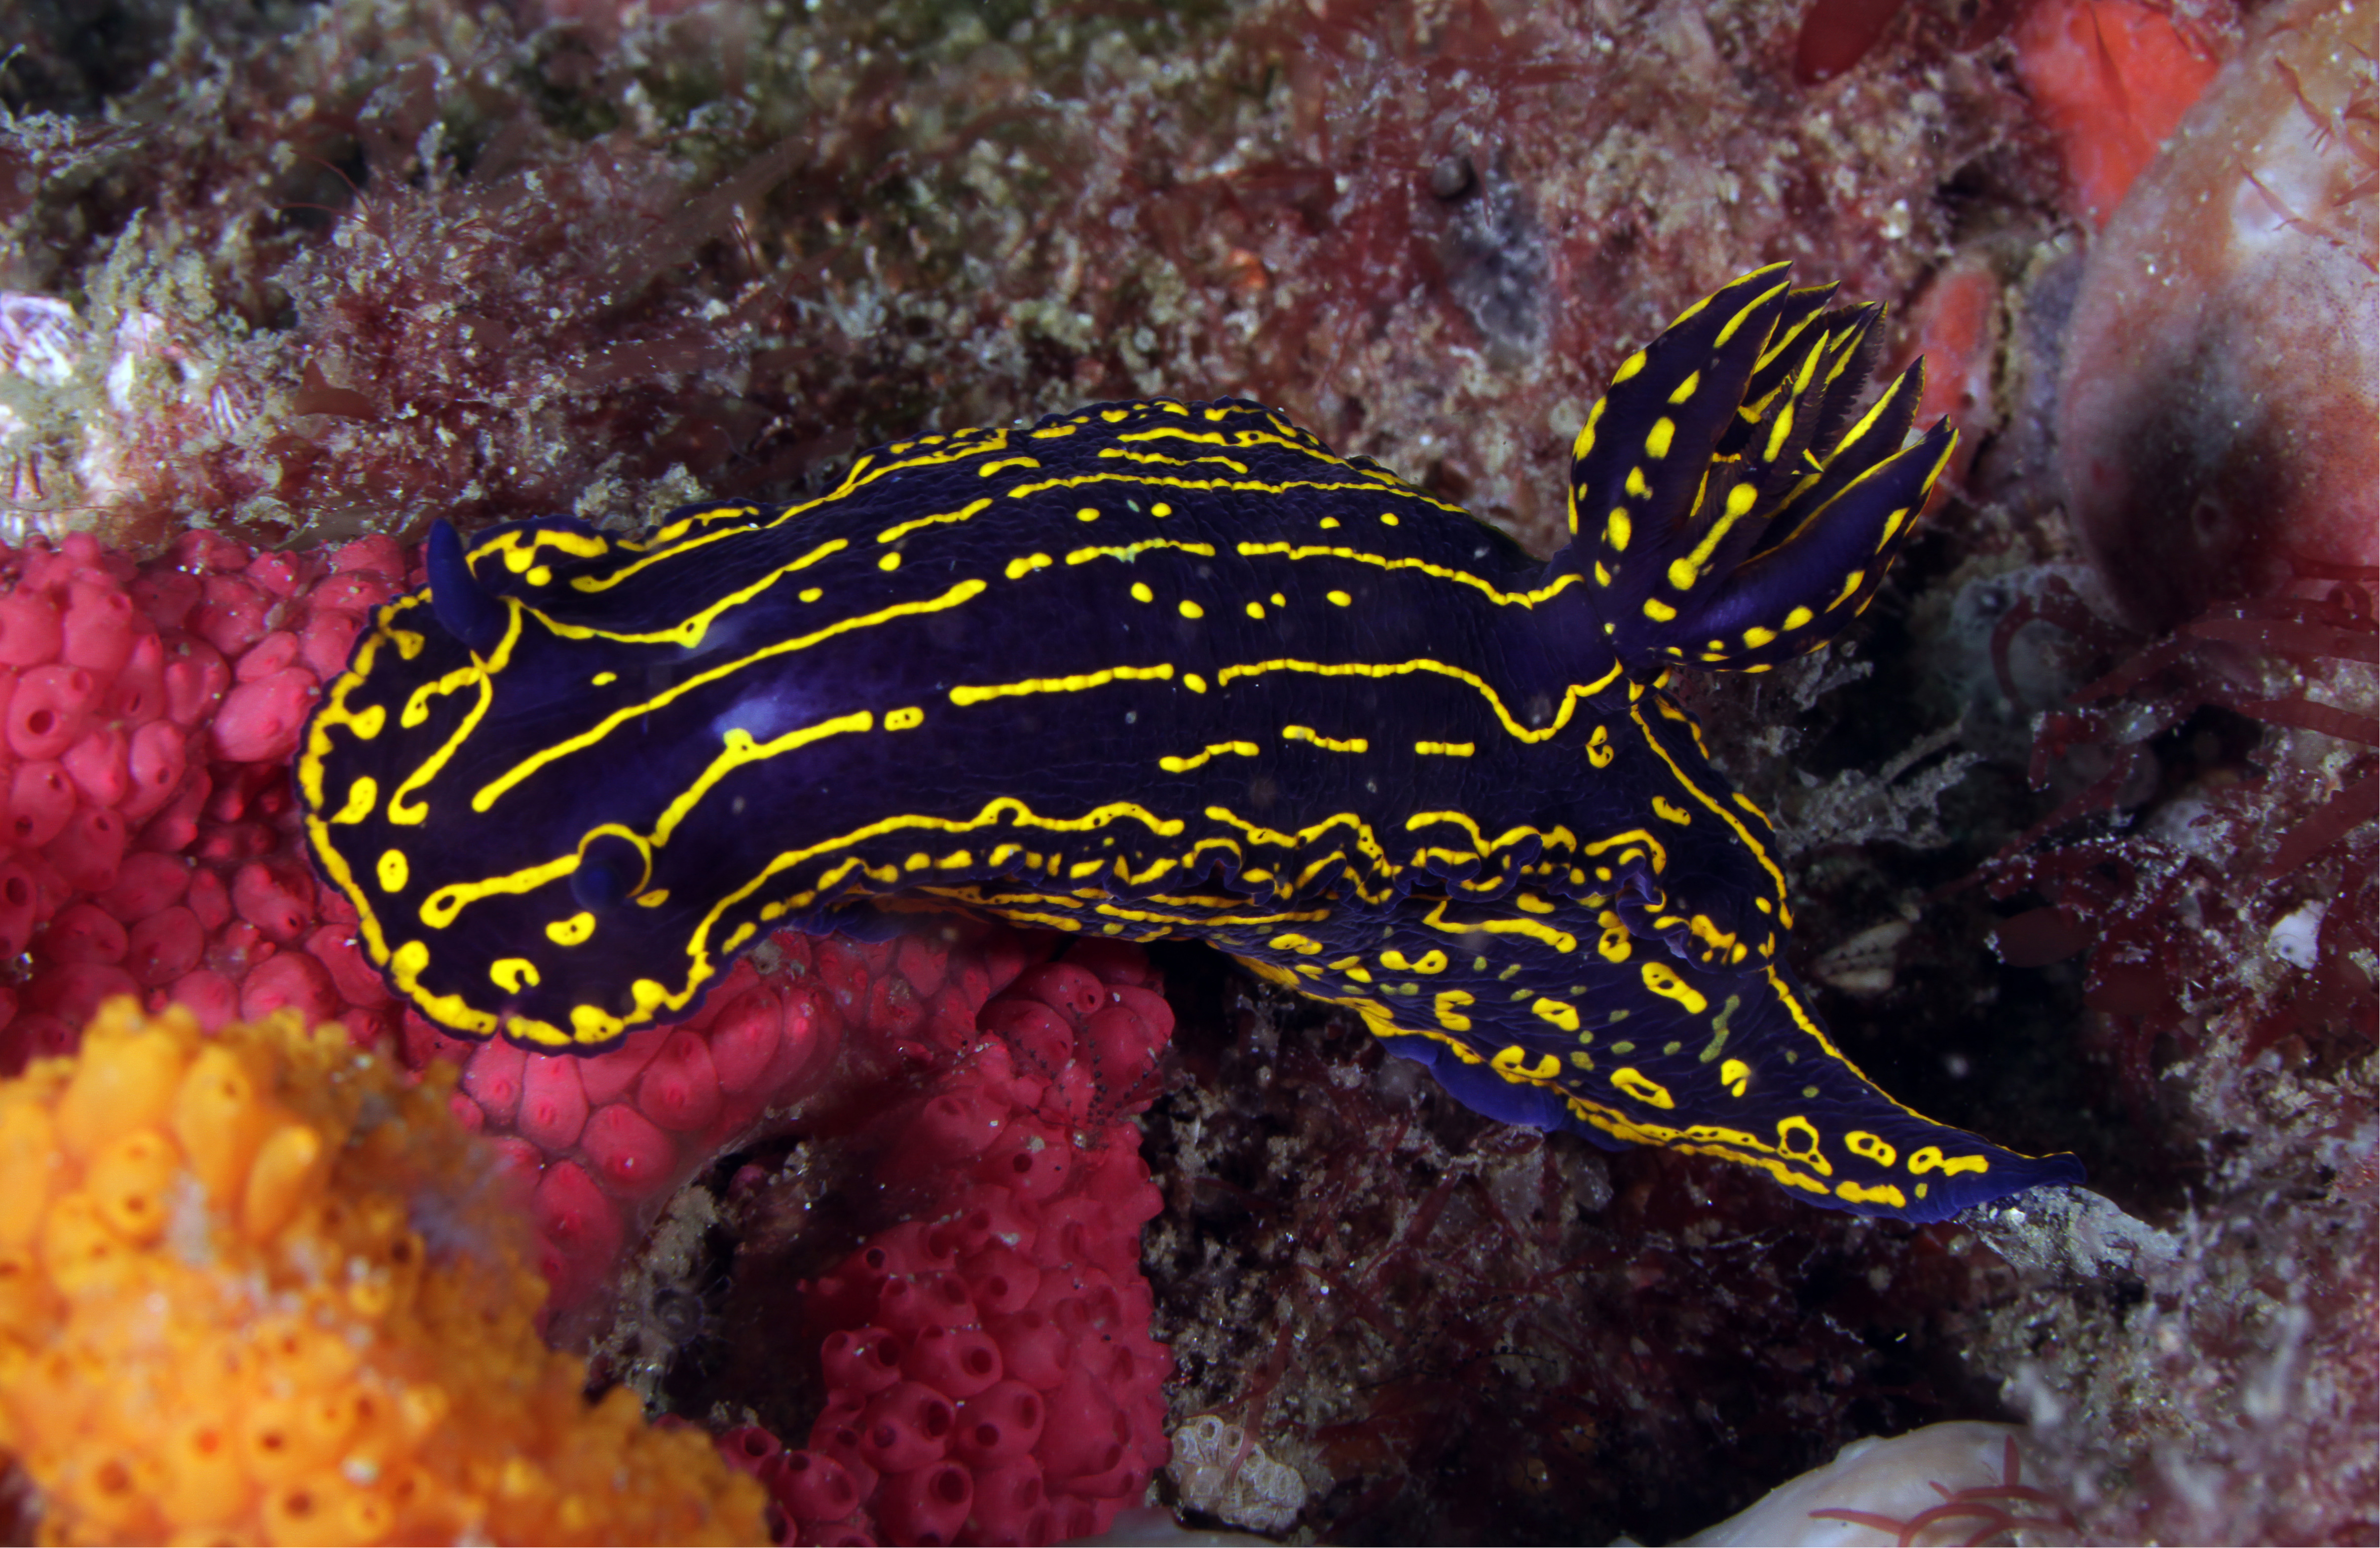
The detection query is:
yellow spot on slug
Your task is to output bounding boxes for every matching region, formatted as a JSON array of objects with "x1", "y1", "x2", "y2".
[
  {"x1": 1160, "y1": 740, "x2": 1257, "y2": 773},
  {"x1": 376, "y1": 849, "x2": 408, "y2": 893},
  {"x1": 1640, "y1": 961, "x2": 1708, "y2": 1013},
  {"x1": 1846, "y1": 1131, "x2": 1897, "y2": 1166},
  {"x1": 951, "y1": 663, "x2": 1174, "y2": 705},
  {"x1": 1493, "y1": 1046, "x2": 1562, "y2": 1081},
  {"x1": 546, "y1": 912, "x2": 596, "y2": 947},
  {"x1": 1909, "y1": 1146, "x2": 1990, "y2": 1177},
  {"x1": 332, "y1": 777, "x2": 378, "y2": 825},
  {"x1": 1776, "y1": 1115, "x2": 1828, "y2": 1171},
  {"x1": 1611, "y1": 1068, "x2": 1674, "y2": 1108},
  {"x1": 1283, "y1": 725, "x2": 1367, "y2": 753},
  {"x1": 1573, "y1": 397, "x2": 1607, "y2": 461},
  {"x1": 491, "y1": 958, "x2": 540, "y2": 994}
]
